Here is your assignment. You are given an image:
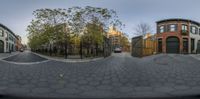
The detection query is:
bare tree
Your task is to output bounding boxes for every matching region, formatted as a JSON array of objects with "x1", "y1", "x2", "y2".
[{"x1": 134, "y1": 22, "x2": 152, "y2": 36}]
